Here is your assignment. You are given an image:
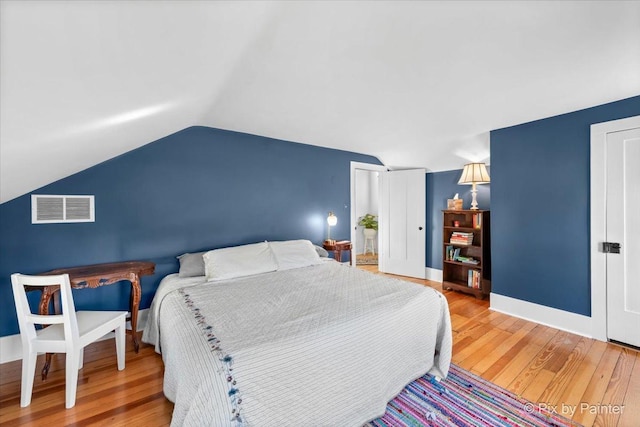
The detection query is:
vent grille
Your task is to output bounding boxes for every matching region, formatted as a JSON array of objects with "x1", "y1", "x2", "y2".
[{"x1": 32, "y1": 195, "x2": 95, "y2": 224}]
